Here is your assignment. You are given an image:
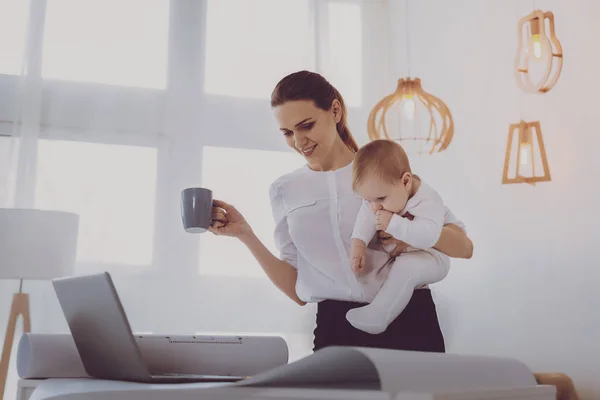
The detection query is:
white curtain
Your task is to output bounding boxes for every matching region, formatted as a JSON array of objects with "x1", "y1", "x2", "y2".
[{"x1": 0, "y1": 0, "x2": 392, "y2": 398}]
